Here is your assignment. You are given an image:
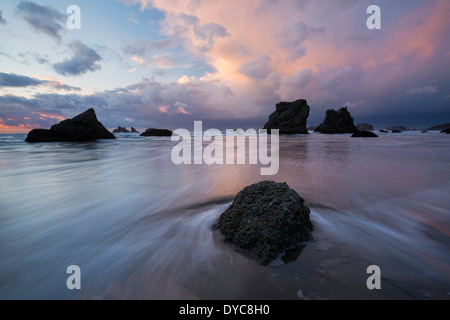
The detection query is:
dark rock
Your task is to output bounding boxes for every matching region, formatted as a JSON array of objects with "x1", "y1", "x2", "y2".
[
  {"x1": 379, "y1": 130, "x2": 389, "y2": 133},
  {"x1": 314, "y1": 107, "x2": 357, "y2": 134},
  {"x1": 356, "y1": 123, "x2": 374, "y2": 131},
  {"x1": 140, "y1": 128, "x2": 173, "y2": 137},
  {"x1": 217, "y1": 181, "x2": 313, "y2": 266},
  {"x1": 442, "y1": 128, "x2": 450, "y2": 134},
  {"x1": 26, "y1": 109, "x2": 116, "y2": 143},
  {"x1": 130, "y1": 127, "x2": 139, "y2": 133},
  {"x1": 386, "y1": 126, "x2": 408, "y2": 132},
  {"x1": 351, "y1": 130, "x2": 378, "y2": 138},
  {"x1": 113, "y1": 126, "x2": 130, "y2": 133},
  {"x1": 421, "y1": 130, "x2": 428, "y2": 133},
  {"x1": 263, "y1": 99, "x2": 310, "y2": 134},
  {"x1": 426, "y1": 123, "x2": 450, "y2": 131},
  {"x1": 392, "y1": 130, "x2": 402, "y2": 133}
]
